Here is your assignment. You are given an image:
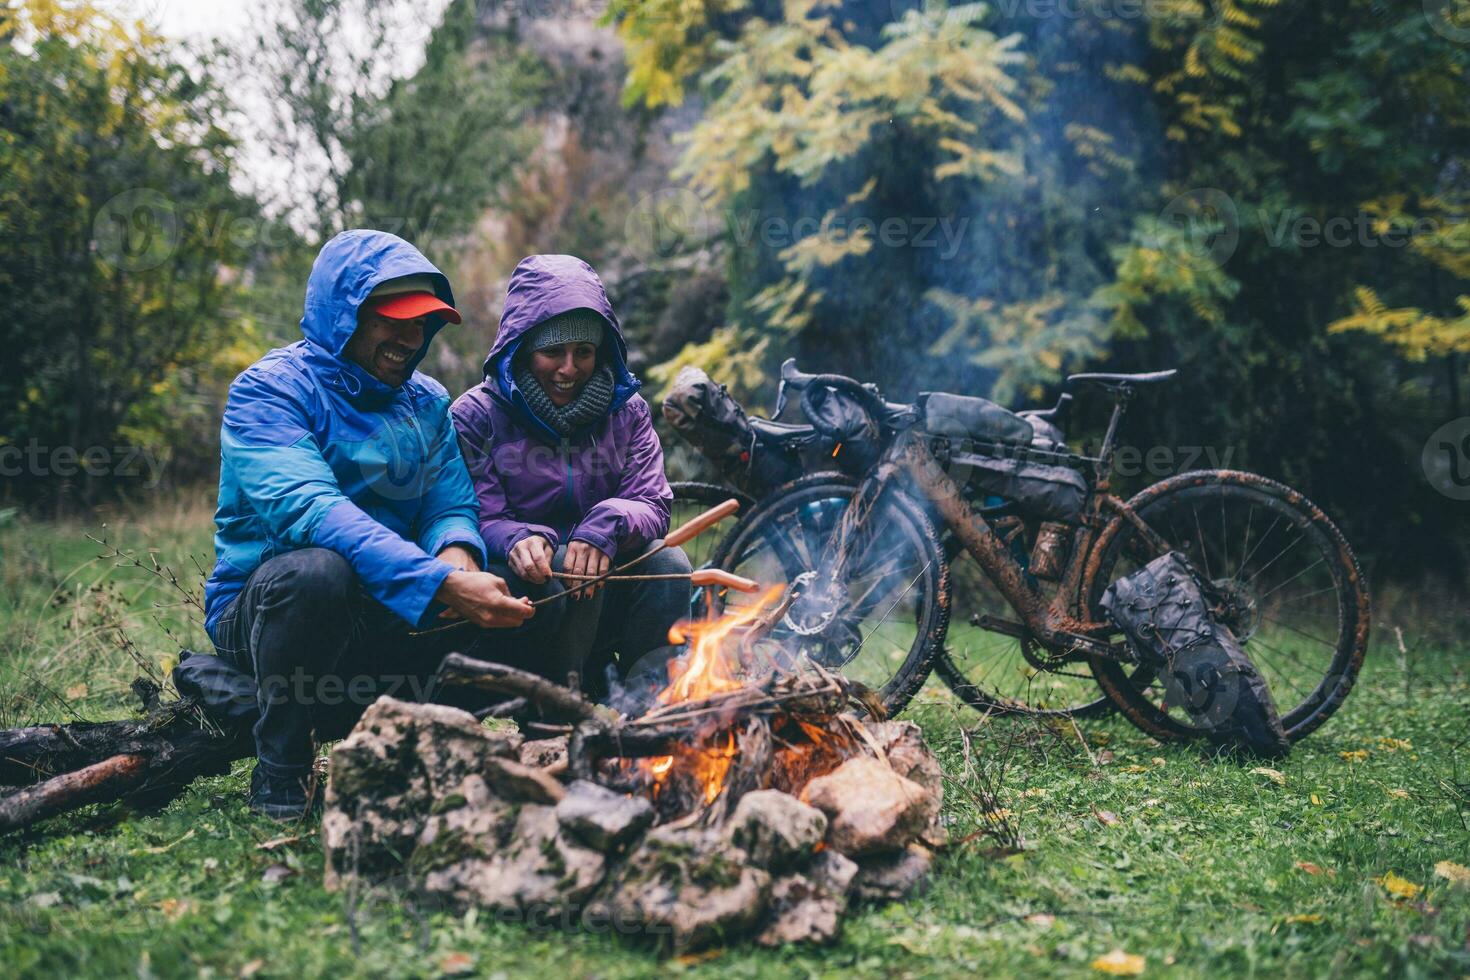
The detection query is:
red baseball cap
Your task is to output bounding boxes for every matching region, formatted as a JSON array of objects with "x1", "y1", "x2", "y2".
[{"x1": 363, "y1": 274, "x2": 462, "y2": 324}]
